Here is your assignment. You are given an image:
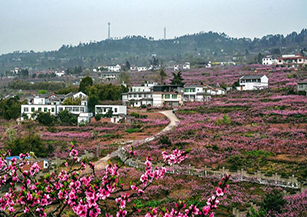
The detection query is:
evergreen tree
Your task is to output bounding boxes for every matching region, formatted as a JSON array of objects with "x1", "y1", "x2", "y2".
[
  {"x1": 170, "y1": 71, "x2": 184, "y2": 86},
  {"x1": 159, "y1": 69, "x2": 167, "y2": 84},
  {"x1": 79, "y1": 76, "x2": 93, "y2": 94}
]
